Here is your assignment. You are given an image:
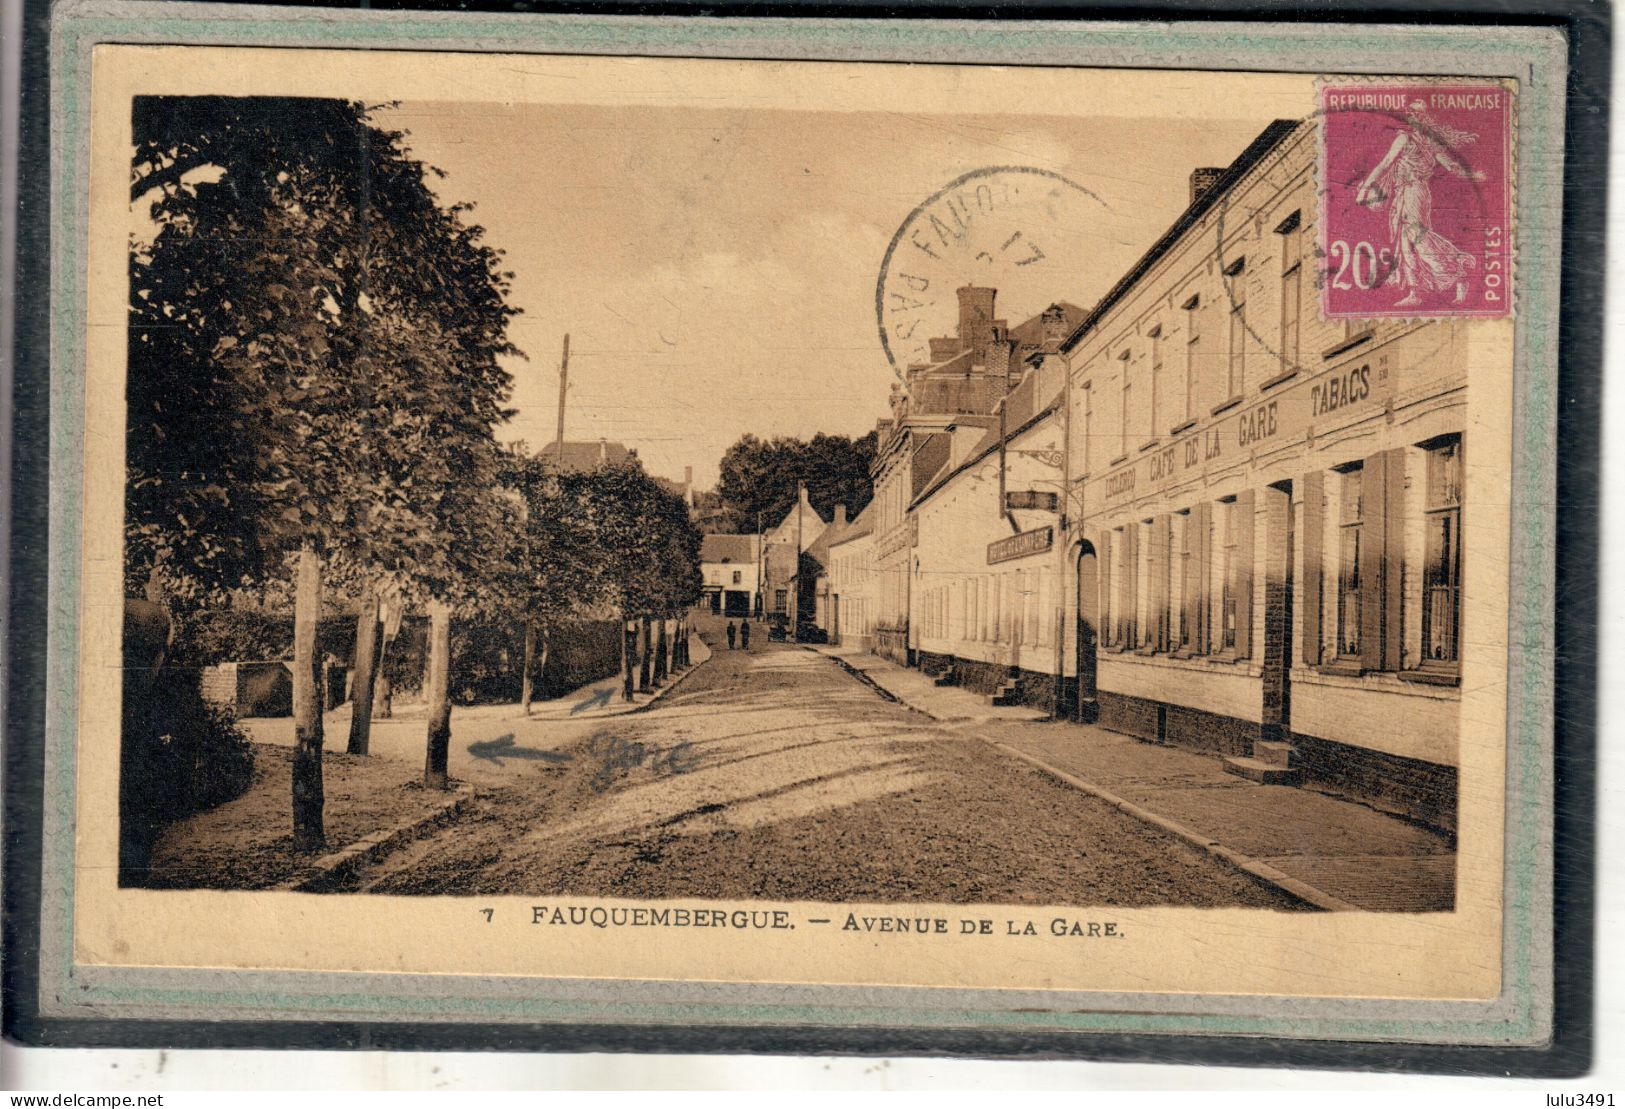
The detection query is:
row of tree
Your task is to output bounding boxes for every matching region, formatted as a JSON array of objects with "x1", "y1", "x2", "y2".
[
  {"x1": 715, "y1": 431, "x2": 877, "y2": 534},
  {"x1": 126, "y1": 96, "x2": 699, "y2": 853}
]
